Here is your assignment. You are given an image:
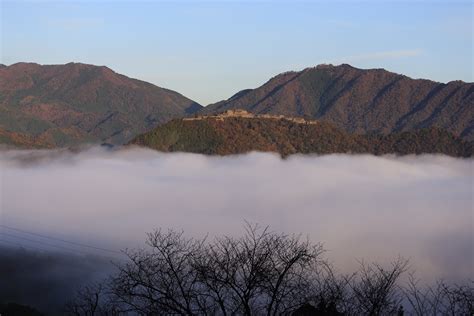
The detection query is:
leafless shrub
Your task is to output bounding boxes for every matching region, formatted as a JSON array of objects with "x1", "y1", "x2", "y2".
[
  {"x1": 404, "y1": 275, "x2": 473, "y2": 316},
  {"x1": 65, "y1": 225, "x2": 472, "y2": 316},
  {"x1": 64, "y1": 283, "x2": 119, "y2": 316},
  {"x1": 110, "y1": 230, "x2": 206, "y2": 315},
  {"x1": 344, "y1": 257, "x2": 408, "y2": 316},
  {"x1": 194, "y1": 223, "x2": 324, "y2": 315}
]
